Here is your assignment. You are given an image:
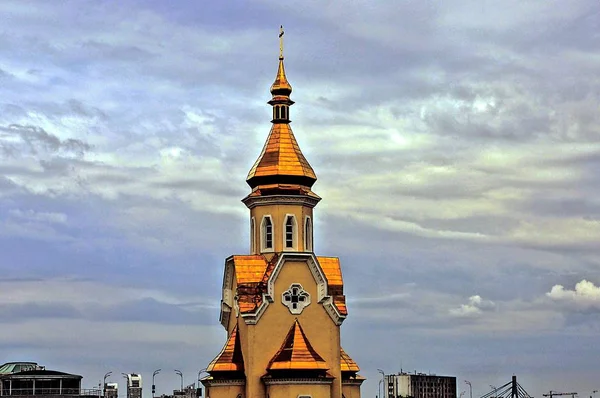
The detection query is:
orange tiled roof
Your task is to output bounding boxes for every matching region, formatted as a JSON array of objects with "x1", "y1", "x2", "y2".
[
  {"x1": 232, "y1": 255, "x2": 267, "y2": 284},
  {"x1": 318, "y1": 257, "x2": 347, "y2": 316},
  {"x1": 246, "y1": 123, "x2": 316, "y2": 186},
  {"x1": 268, "y1": 319, "x2": 329, "y2": 371},
  {"x1": 318, "y1": 257, "x2": 343, "y2": 287},
  {"x1": 206, "y1": 325, "x2": 244, "y2": 373},
  {"x1": 340, "y1": 347, "x2": 360, "y2": 373},
  {"x1": 229, "y1": 255, "x2": 347, "y2": 316}
]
